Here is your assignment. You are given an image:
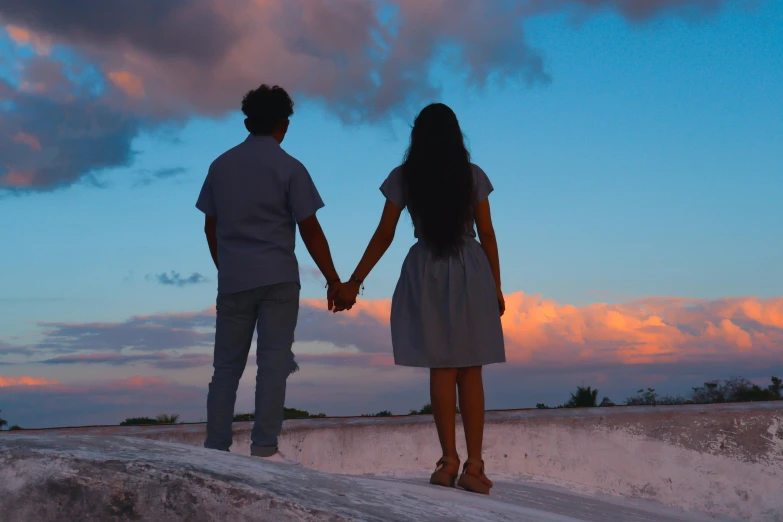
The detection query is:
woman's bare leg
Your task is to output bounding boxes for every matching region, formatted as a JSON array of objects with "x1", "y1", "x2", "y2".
[
  {"x1": 457, "y1": 366, "x2": 492, "y2": 487},
  {"x1": 430, "y1": 368, "x2": 459, "y2": 473}
]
